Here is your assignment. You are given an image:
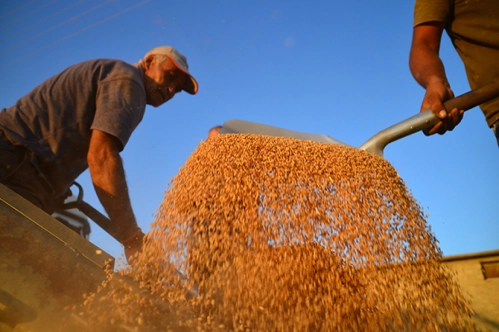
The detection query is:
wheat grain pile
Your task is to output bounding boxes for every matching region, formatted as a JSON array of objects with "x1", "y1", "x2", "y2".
[{"x1": 76, "y1": 134, "x2": 475, "y2": 331}]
